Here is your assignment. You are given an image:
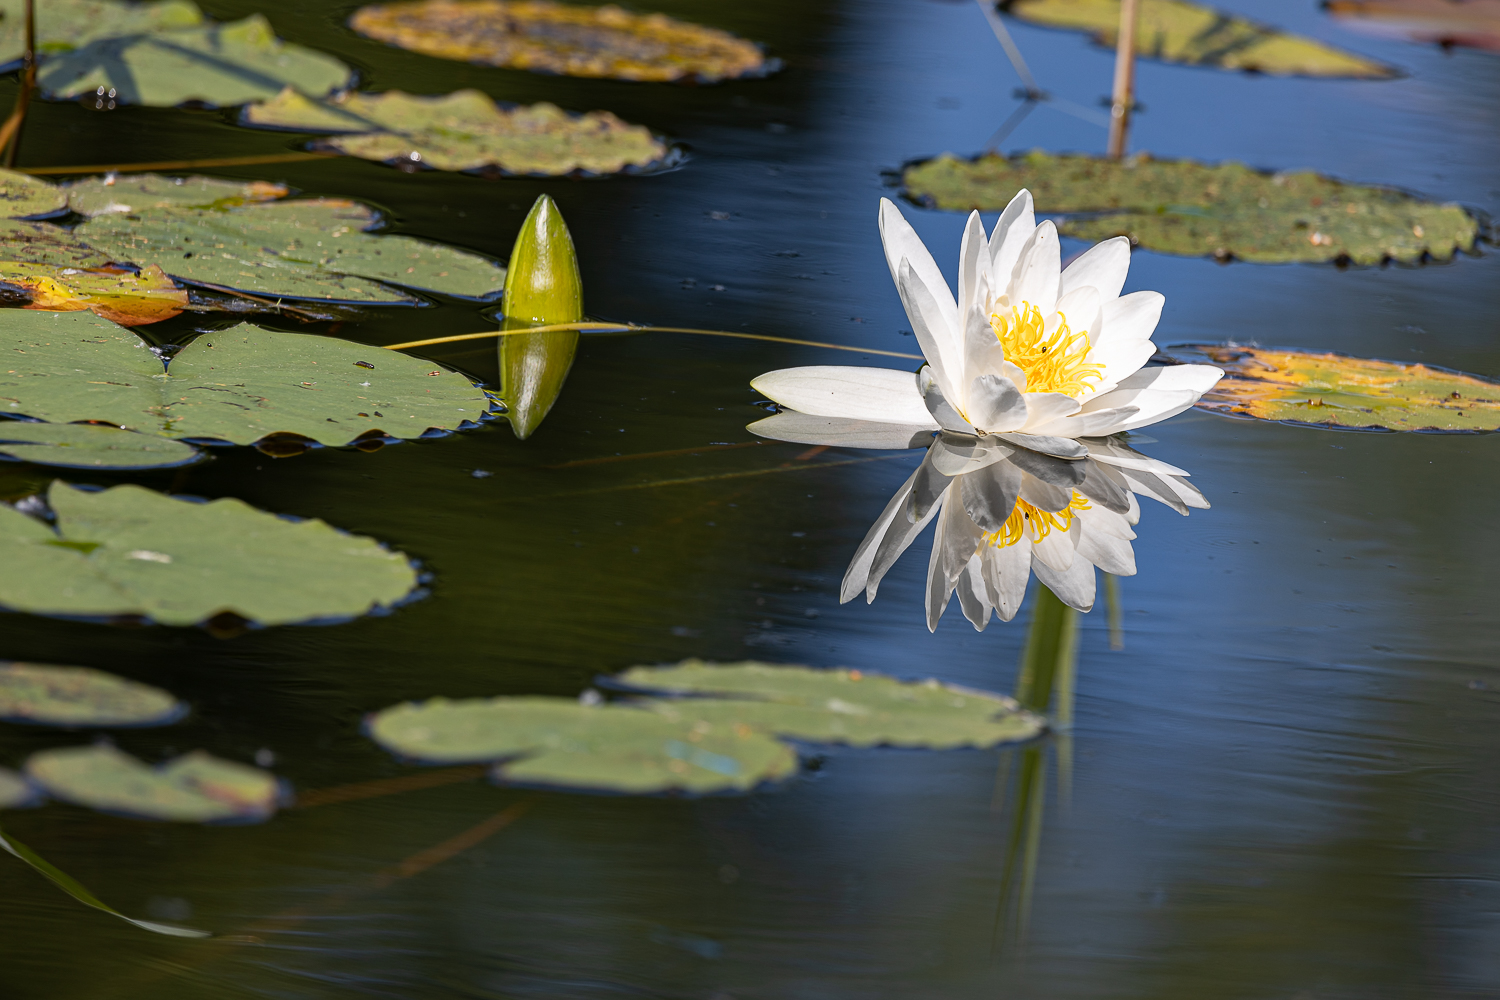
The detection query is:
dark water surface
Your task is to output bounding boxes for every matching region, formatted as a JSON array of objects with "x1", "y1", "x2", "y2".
[{"x1": 2, "y1": 0, "x2": 1498, "y2": 996}]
